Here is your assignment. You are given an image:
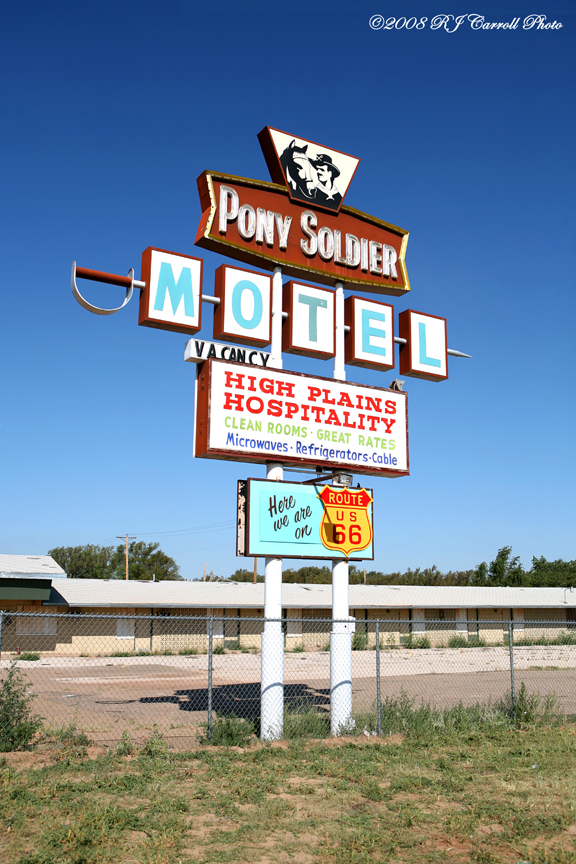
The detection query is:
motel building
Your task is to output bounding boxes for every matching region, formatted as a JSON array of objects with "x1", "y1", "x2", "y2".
[{"x1": 1, "y1": 555, "x2": 575, "y2": 656}]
